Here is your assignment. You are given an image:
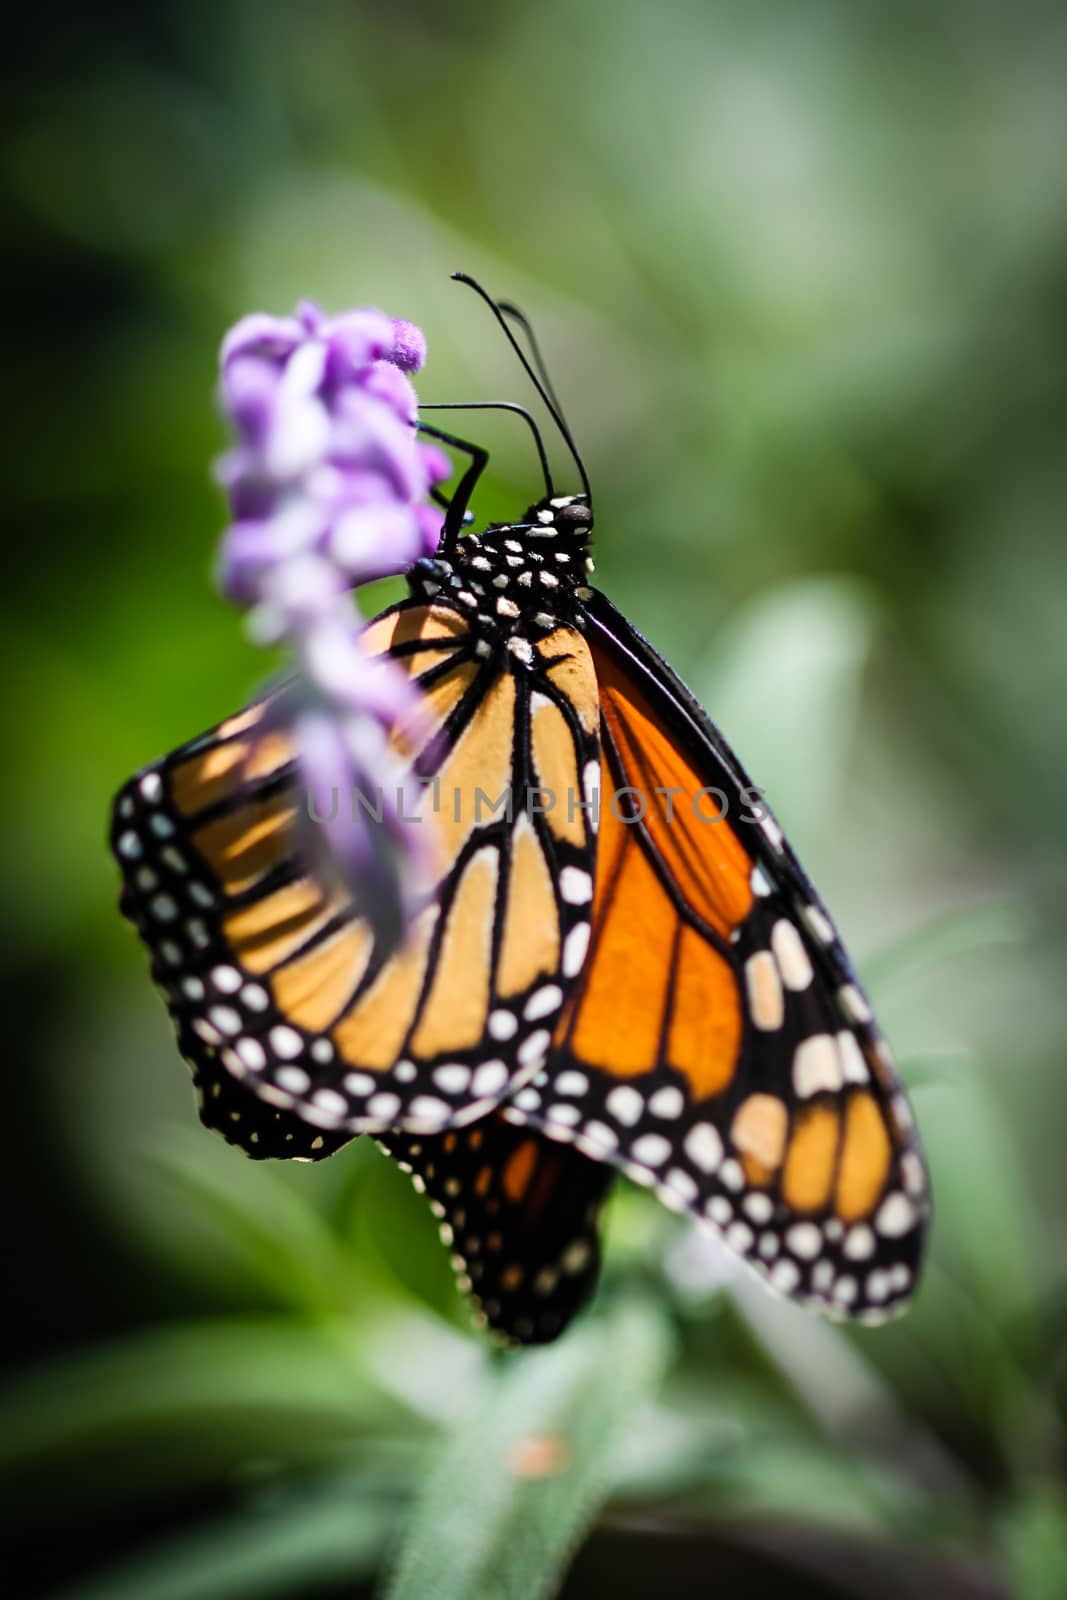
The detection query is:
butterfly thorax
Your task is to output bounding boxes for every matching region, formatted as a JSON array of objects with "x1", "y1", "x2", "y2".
[{"x1": 408, "y1": 495, "x2": 595, "y2": 654}]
